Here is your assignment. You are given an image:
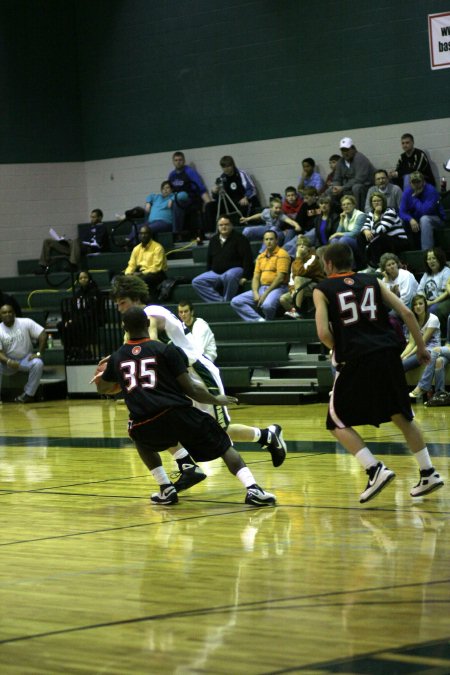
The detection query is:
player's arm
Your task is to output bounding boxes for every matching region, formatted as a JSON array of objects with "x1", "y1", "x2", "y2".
[
  {"x1": 378, "y1": 281, "x2": 430, "y2": 364},
  {"x1": 176, "y1": 372, "x2": 238, "y2": 406},
  {"x1": 313, "y1": 288, "x2": 334, "y2": 350}
]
